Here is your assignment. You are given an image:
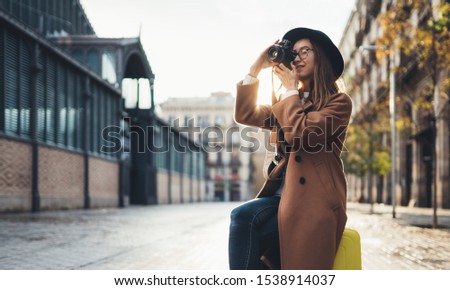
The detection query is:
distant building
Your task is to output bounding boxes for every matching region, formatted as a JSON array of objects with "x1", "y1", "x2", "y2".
[
  {"x1": 0, "y1": 0, "x2": 206, "y2": 212},
  {"x1": 158, "y1": 92, "x2": 254, "y2": 201}
]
